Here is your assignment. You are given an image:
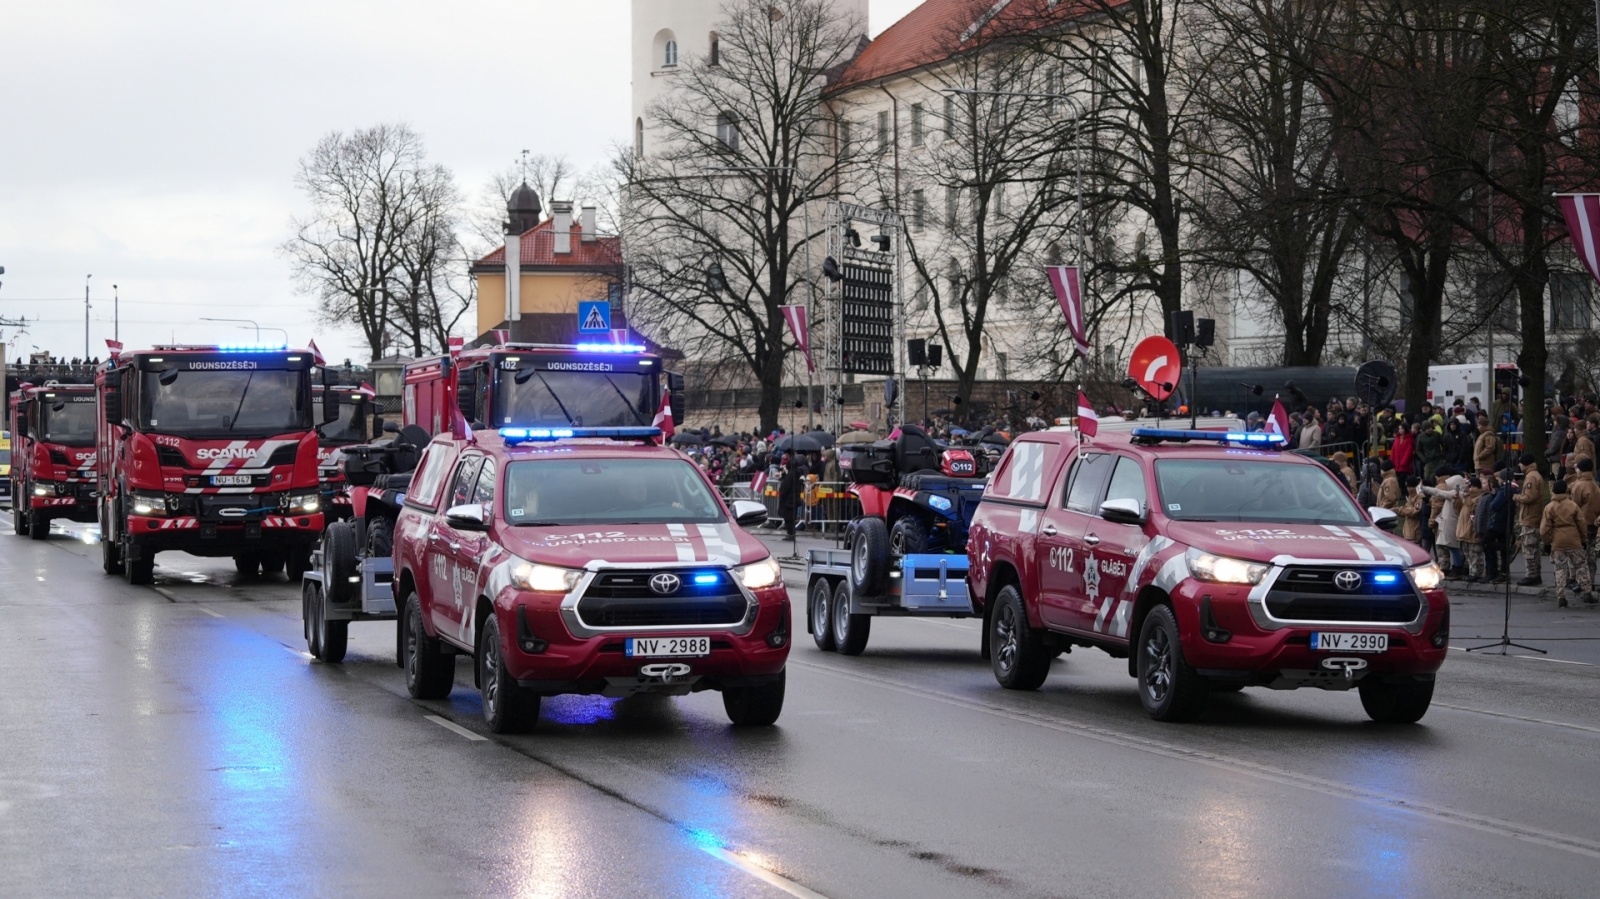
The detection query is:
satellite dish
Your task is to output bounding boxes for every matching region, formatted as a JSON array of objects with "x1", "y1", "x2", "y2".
[{"x1": 1355, "y1": 360, "x2": 1397, "y2": 407}]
